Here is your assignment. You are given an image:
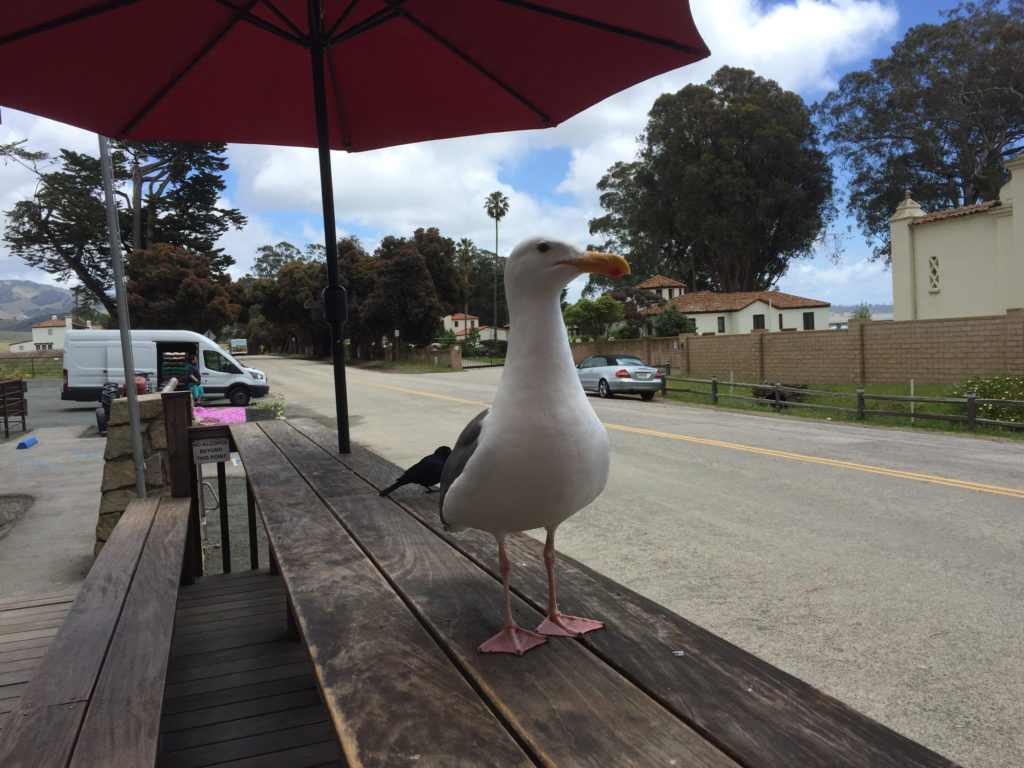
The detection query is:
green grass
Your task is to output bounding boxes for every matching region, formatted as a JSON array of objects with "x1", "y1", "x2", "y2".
[
  {"x1": 661, "y1": 377, "x2": 1024, "y2": 441},
  {"x1": 0, "y1": 355, "x2": 64, "y2": 379},
  {"x1": 463, "y1": 356, "x2": 506, "y2": 365}
]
